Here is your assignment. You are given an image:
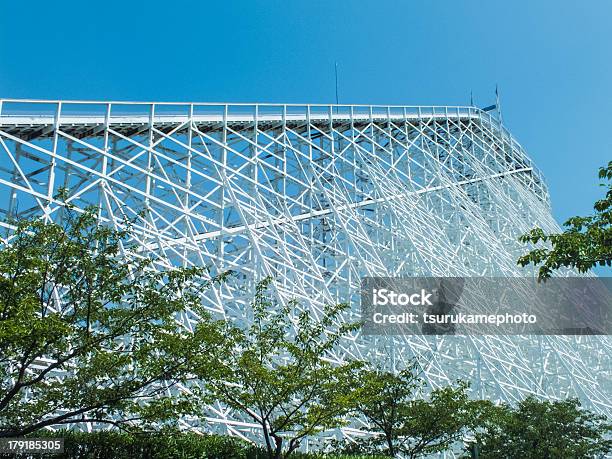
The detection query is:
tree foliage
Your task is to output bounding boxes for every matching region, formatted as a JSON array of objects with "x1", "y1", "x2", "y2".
[
  {"x1": 0, "y1": 206, "x2": 227, "y2": 436},
  {"x1": 470, "y1": 396, "x2": 612, "y2": 458},
  {"x1": 518, "y1": 161, "x2": 612, "y2": 279},
  {"x1": 350, "y1": 369, "x2": 485, "y2": 458},
  {"x1": 393, "y1": 382, "x2": 487, "y2": 459},
  {"x1": 196, "y1": 277, "x2": 363, "y2": 459},
  {"x1": 350, "y1": 365, "x2": 422, "y2": 457}
]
